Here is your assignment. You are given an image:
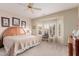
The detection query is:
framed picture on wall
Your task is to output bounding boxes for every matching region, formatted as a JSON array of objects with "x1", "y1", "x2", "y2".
[
  {"x1": 12, "y1": 17, "x2": 20, "y2": 26},
  {"x1": 1, "y1": 17, "x2": 10, "y2": 27},
  {"x1": 21, "y1": 21, "x2": 26, "y2": 28}
]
